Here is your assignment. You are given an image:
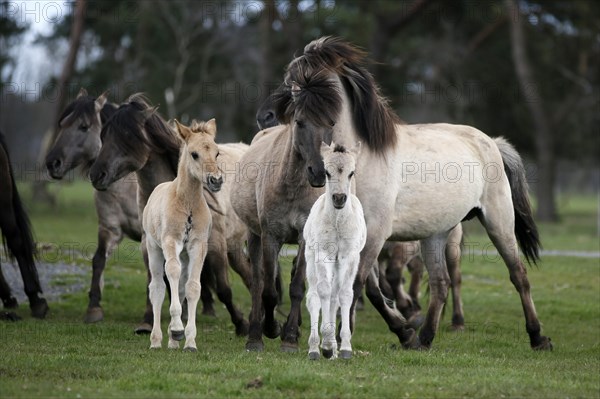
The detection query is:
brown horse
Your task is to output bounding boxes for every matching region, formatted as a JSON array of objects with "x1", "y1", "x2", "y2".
[
  {"x1": 89, "y1": 94, "x2": 250, "y2": 335},
  {"x1": 0, "y1": 130, "x2": 48, "y2": 319}
]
